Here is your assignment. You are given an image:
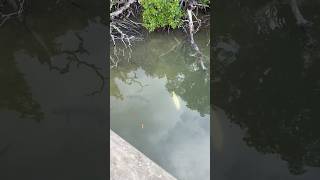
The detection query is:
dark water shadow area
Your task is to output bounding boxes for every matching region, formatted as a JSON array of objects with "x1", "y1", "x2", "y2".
[
  {"x1": 213, "y1": 0, "x2": 320, "y2": 179},
  {"x1": 0, "y1": 1, "x2": 107, "y2": 179}
]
